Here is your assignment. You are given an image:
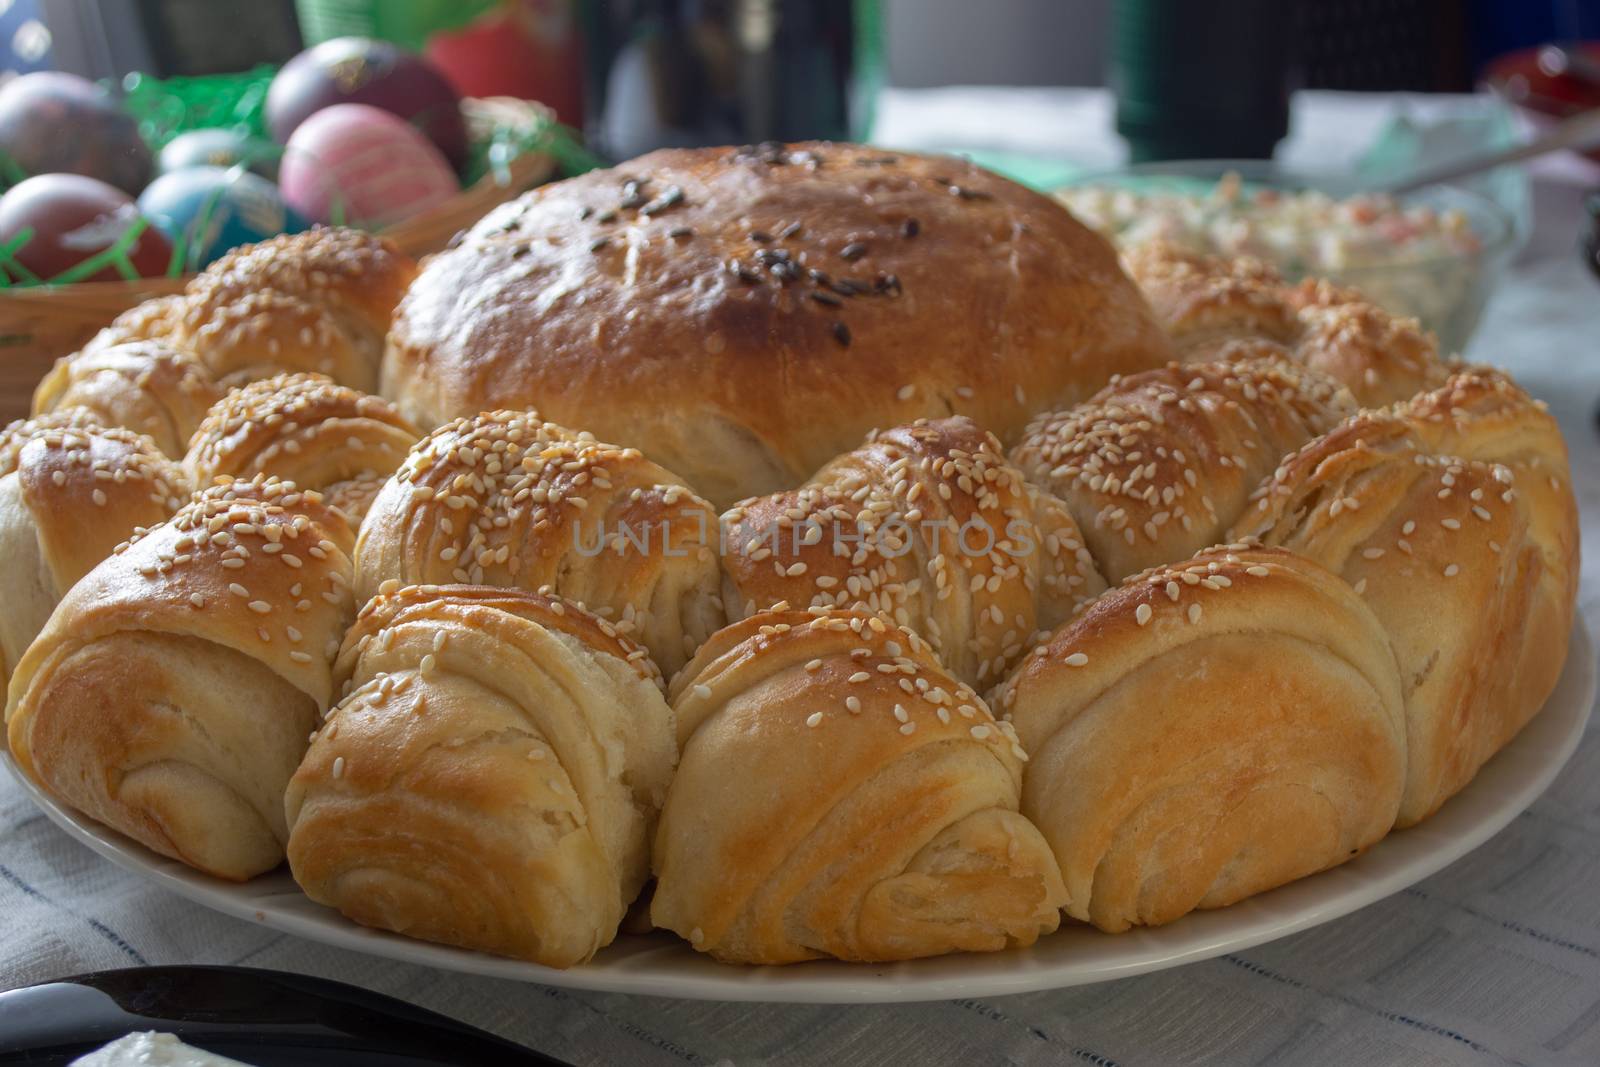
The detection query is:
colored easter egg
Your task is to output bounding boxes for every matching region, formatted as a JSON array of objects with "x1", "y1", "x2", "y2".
[
  {"x1": 0, "y1": 72, "x2": 153, "y2": 195},
  {"x1": 266, "y1": 36, "x2": 466, "y2": 168},
  {"x1": 138, "y1": 166, "x2": 306, "y2": 269},
  {"x1": 0, "y1": 173, "x2": 172, "y2": 283},
  {"x1": 158, "y1": 129, "x2": 279, "y2": 181},
  {"x1": 278, "y1": 104, "x2": 459, "y2": 228}
]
